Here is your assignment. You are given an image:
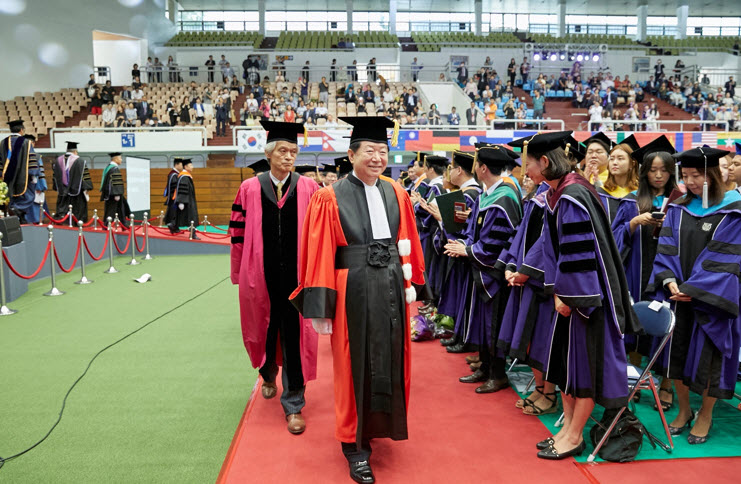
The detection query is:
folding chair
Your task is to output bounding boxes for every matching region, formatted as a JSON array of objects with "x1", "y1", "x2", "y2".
[{"x1": 587, "y1": 300, "x2": 676, "y2": 462}]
